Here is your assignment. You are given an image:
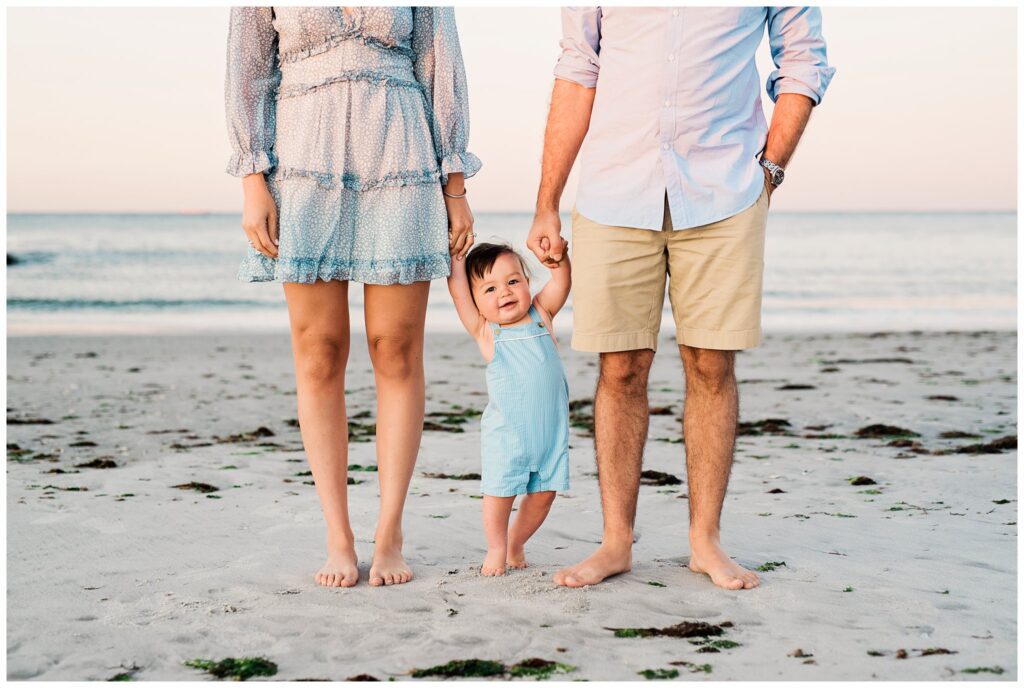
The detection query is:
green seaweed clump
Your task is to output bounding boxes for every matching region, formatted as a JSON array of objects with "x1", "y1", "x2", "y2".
[
  {"x1": 410, "y1": 659, "x2": 506, "y2": 679},
  {"x1": 184, "y1": 656, "x2": 278, "y2": 681},
  {"x1": 638, "y1": 668, "x2": 679, "y2": 680},
  {"x1": 756, "y1": 561, "x2": 787, "y2": 572},
  {"x1": 508, "y1": 658, "x2": 575, "y2": 680},
  {"x1": 608, "y1": 620, "x2": 726, "y2": 639}
]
